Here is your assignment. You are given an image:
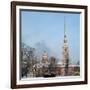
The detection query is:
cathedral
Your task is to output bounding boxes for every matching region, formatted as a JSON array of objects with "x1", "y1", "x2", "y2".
[{"x1": 32, "y1": 17, "x2": 80, "y2": 77}]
